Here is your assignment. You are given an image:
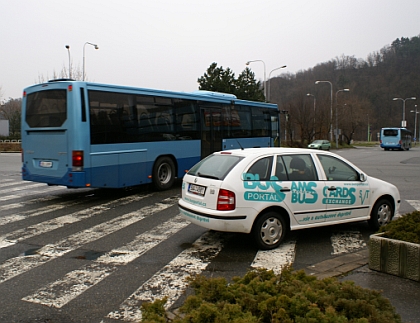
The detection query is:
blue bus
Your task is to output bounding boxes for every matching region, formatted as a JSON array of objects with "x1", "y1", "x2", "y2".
[
  {"x1": 380, "y1": 127, "x2": 412, "y2": 151},
  {"x1": 21, "y1": 80, "x2": 280, "y2": 190}
]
